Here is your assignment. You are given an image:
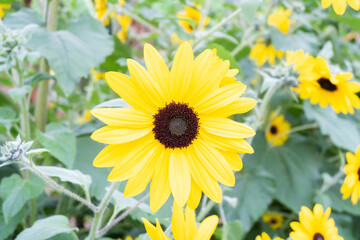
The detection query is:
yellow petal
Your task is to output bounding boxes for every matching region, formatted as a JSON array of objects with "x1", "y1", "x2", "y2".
[
  {"x1": 322, "y1": 0, "x2": 333, "y2": 8},
  {"x1": 91, "y1": 126, "x2": 152, "y2": 144},
  {"x1": 172, "y1": 202, "x2": 186, "y2": 240},
  {"x1": 142, "y1": 218, "x2": 159, "y2": 239},
  {"x1": 221, "y1": 151, "x2": 243, "y2": 171},
  {"x1": 169, "y1": 149, "x2": 191, "y2": 207},
  {"x1": 185, "y1": 206, "x2": 197, "y2": 239},
  {"x1": 195, "y1": 215, "x2": 219, "y2": 240},
  {"x1": 202, "y1": 117, "x2": 255, "y2": 139},
  {"x1": 333, "y1": 0, "x2": 347, "y2": 14},
  {"x1": 187, "y1": 179, "x2": 202, "y2": 209},
  {"x1": 209, "y1": 98, "x2": 257, "y2": 117}
]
